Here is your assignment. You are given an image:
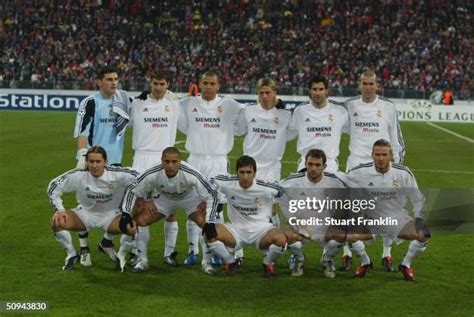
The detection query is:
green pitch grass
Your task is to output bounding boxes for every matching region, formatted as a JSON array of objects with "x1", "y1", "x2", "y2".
[{"x1": 0, "y1": 111, "x2": 473, "y2": 316}]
